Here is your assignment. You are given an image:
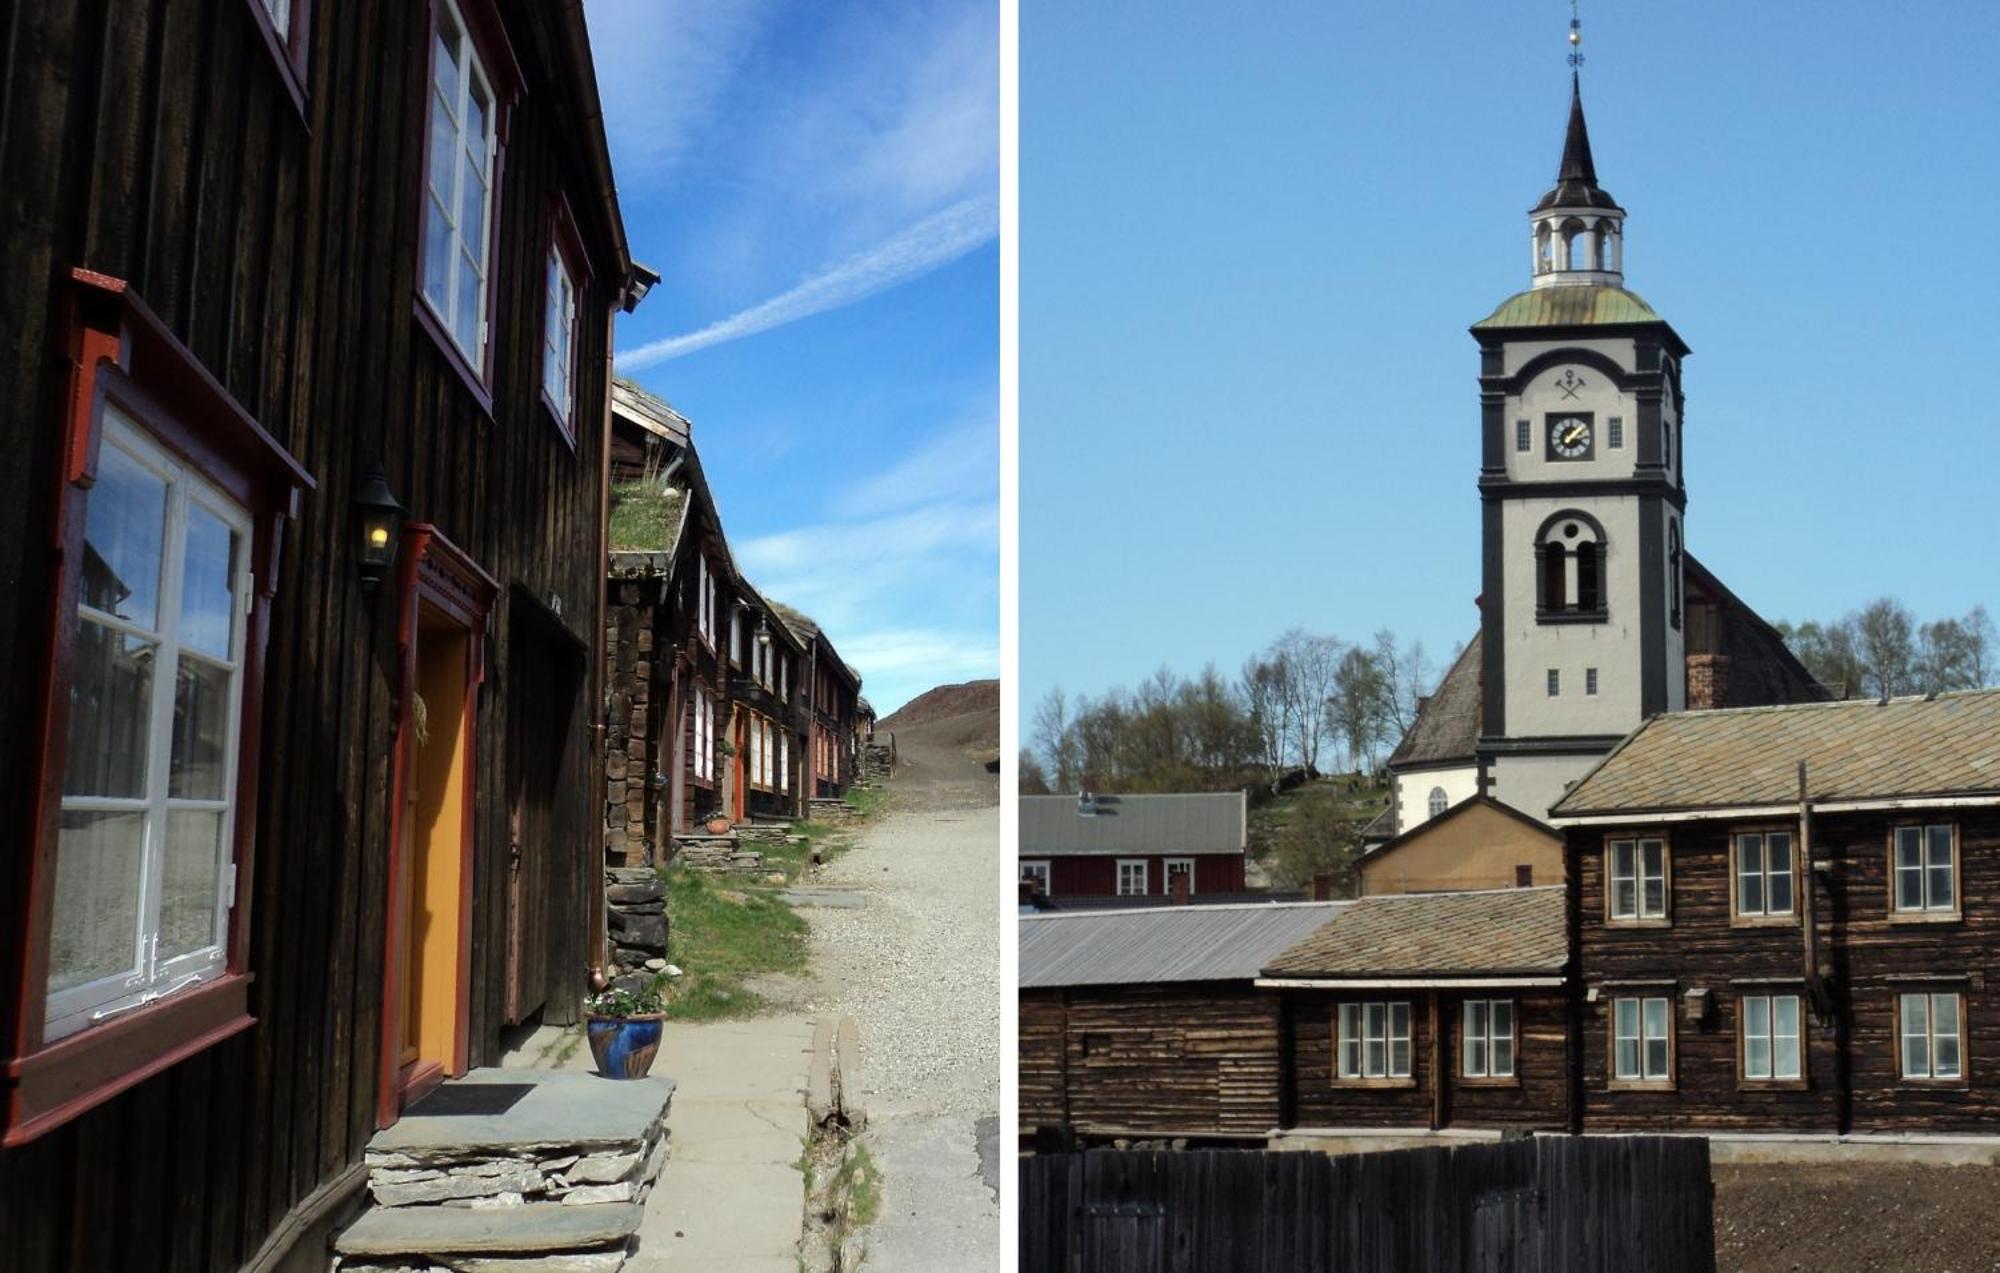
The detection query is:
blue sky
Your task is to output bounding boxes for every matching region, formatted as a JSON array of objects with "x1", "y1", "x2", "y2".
[
  {"x1": 585, "y1": 1, "x2": 998, "y2": 716},
  {"x1": 1021, "y1": 1, "x2": 2000, "y2": 709}
]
